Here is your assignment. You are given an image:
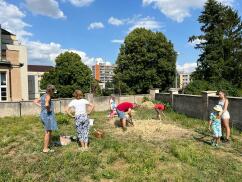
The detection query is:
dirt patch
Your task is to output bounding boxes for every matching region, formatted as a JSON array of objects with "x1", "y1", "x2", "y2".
[{"x1": 108, "y1": 119, "x2": 194, "y2": 142}]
